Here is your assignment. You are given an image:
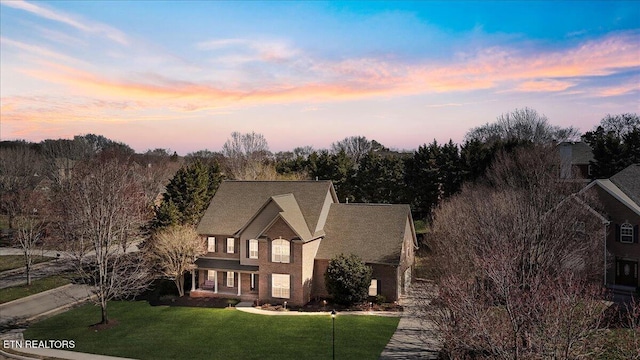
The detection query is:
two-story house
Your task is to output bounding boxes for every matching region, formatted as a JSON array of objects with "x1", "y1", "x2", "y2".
[
  {"x1": 581, "y1": 164, "x2": 640, "y2": 289},
  {"x1": 190, "y1": 180, "x2": 417, "y2": 306}
]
